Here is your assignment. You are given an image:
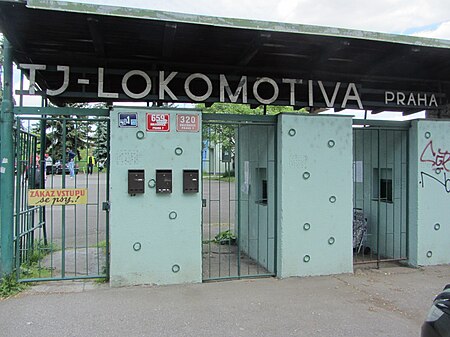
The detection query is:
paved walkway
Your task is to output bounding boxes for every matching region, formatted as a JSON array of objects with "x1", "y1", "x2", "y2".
[{"x1": 1, "y1": 265, "x2": 449, "y2": 337}]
